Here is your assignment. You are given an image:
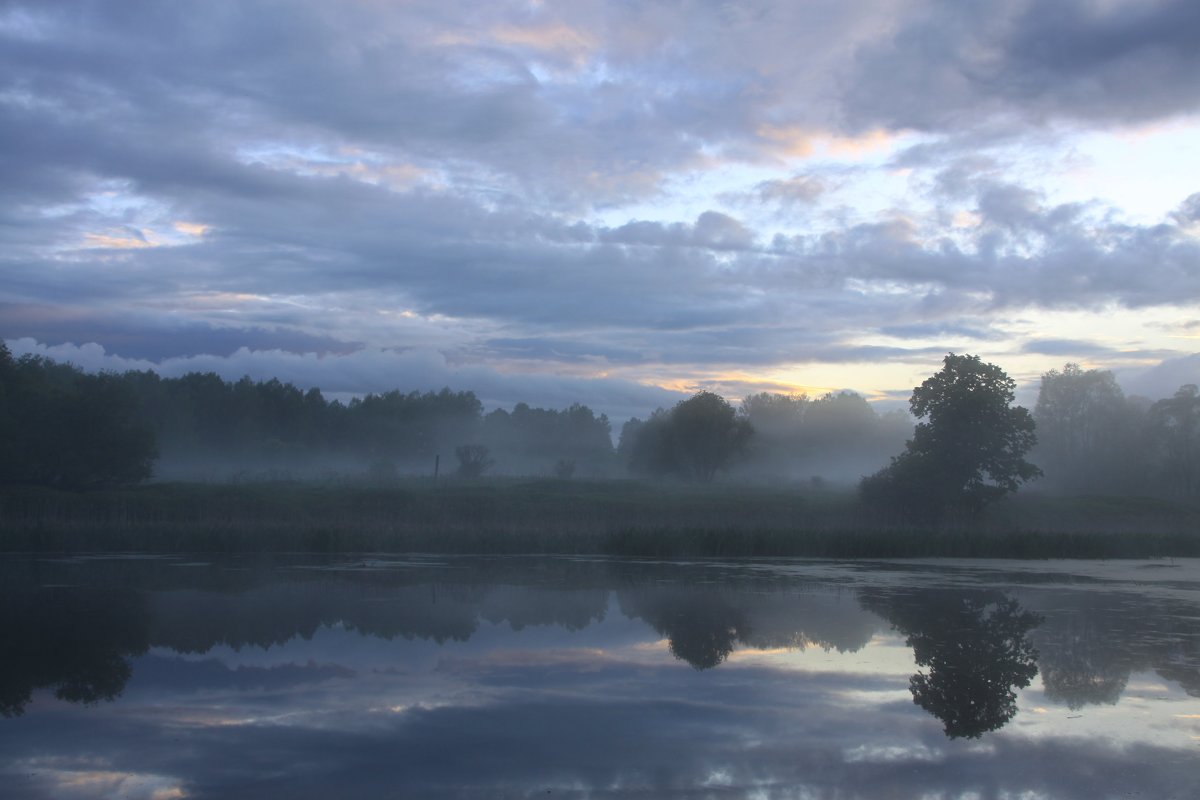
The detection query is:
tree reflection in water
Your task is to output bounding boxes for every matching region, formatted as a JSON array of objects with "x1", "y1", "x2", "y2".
[
  {"x1": 7, "y1": 556, "x2": 1199, "y2": 746},
  {"x1": 866, "y1": 590, "x2": 1042, "y2": 738},
  {"x1": 619, "y1": 590, "x2": 748, "y2": 669},
  {"x1": 0, "y1": 585, "x2": 149, "y2": 717}
]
